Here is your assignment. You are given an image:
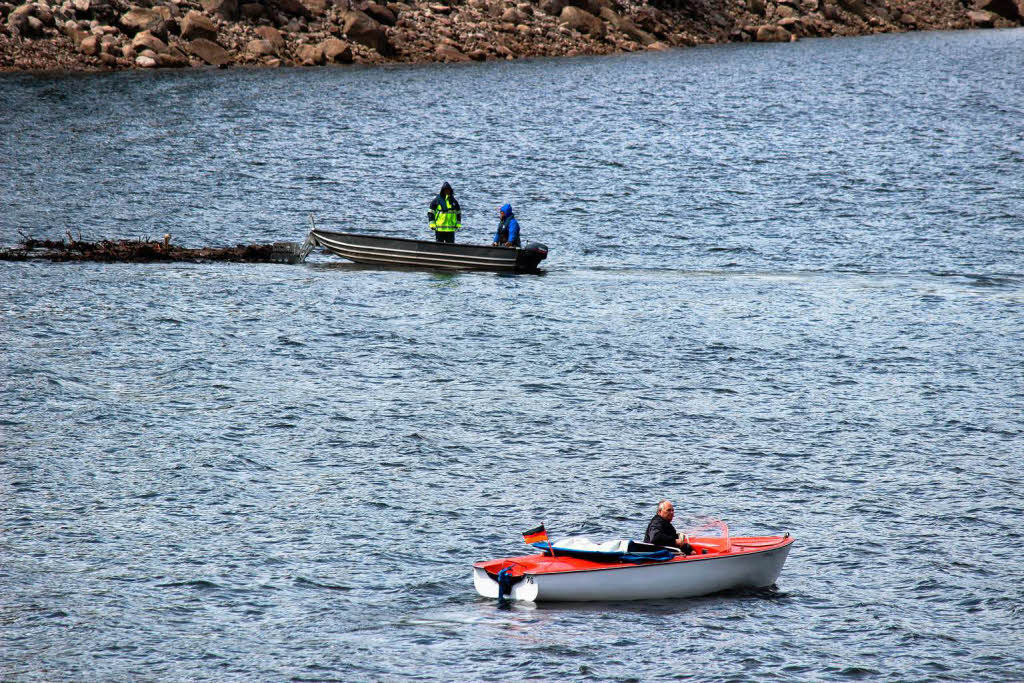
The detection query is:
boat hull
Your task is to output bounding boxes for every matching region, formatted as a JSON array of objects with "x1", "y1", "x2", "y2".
[
  {"x1": 307, "y1": 229, "x2": 547, "y2": 273},
  {"x1": 473, "y1": 536, "x2": 793, "y2": 602}
]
